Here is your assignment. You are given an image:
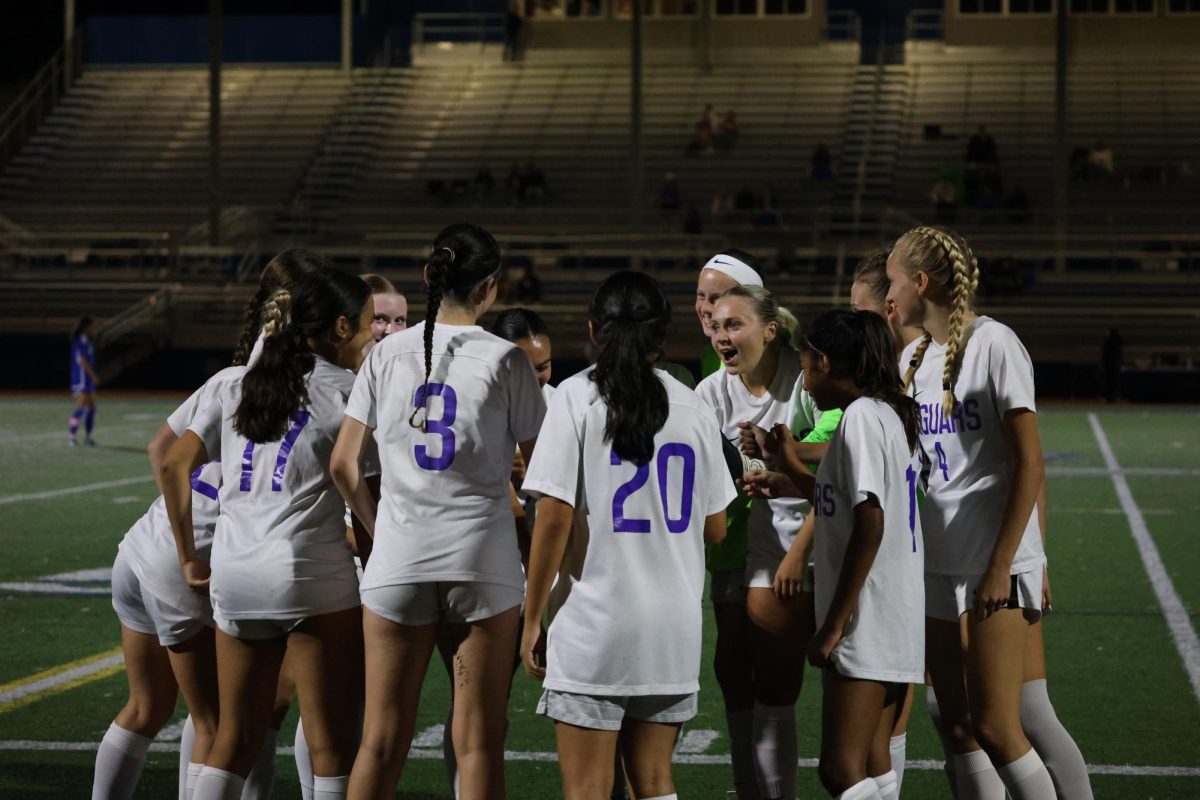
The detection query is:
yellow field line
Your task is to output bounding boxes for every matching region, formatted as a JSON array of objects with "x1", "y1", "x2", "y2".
[{"x1": 0, "y1": 647, "x2": 125, "y2": 715}]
